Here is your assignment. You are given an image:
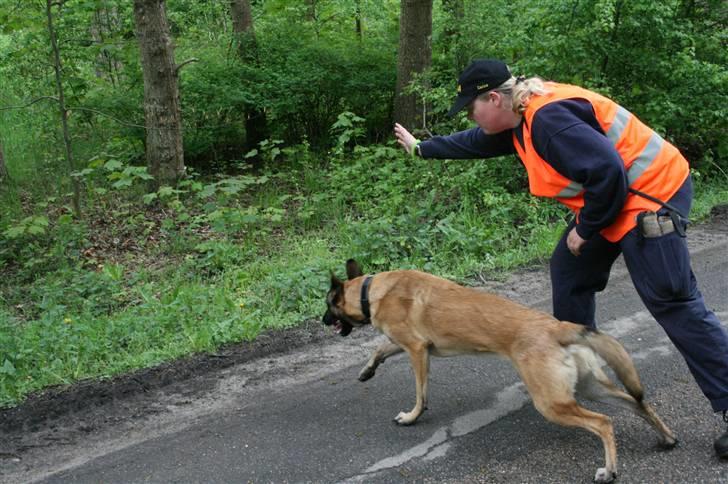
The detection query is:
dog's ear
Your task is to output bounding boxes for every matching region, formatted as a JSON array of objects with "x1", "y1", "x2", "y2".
[
  {"x1": 346, "y1": 259, "x2": 363, "y2": 280},
  {"x1": 330, "y1": 271, "x2": 344, "y2": 290}
]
